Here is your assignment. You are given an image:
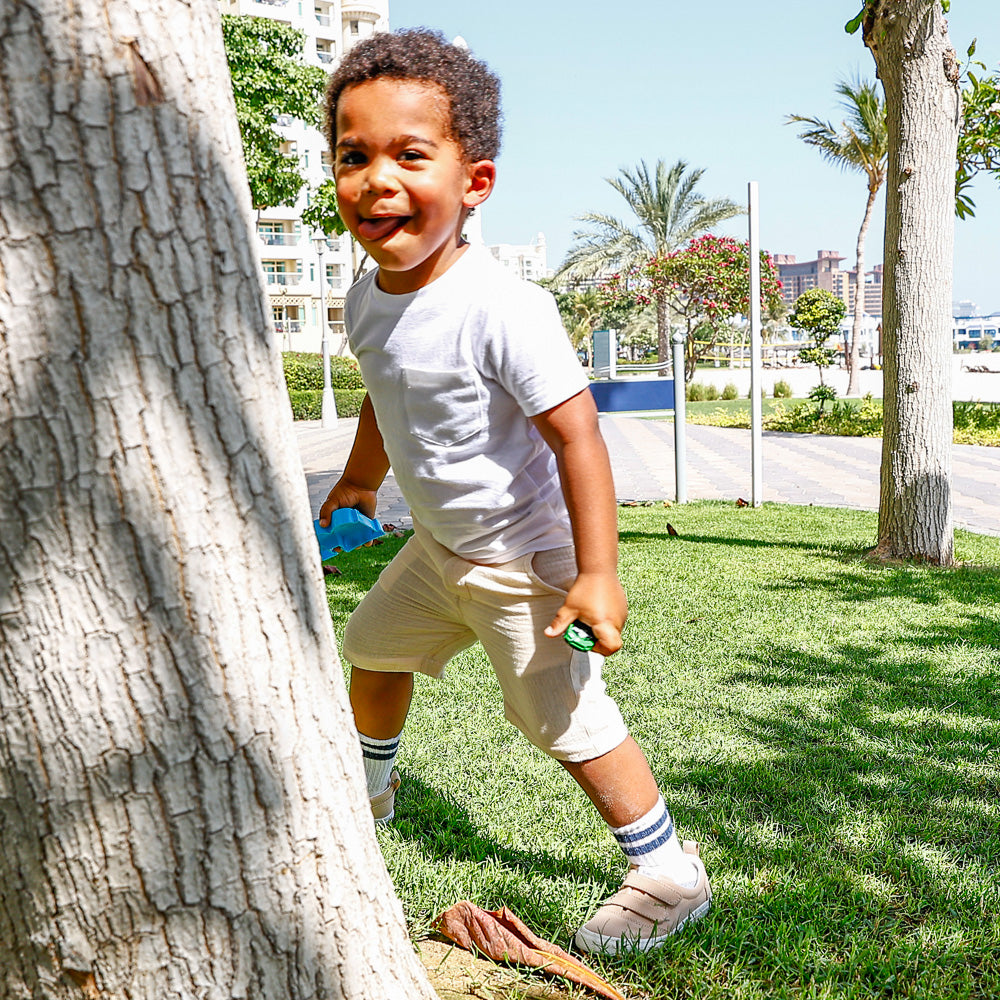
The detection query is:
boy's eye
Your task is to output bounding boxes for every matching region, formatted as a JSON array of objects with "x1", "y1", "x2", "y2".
[
  {"x1": 399, "y1": 149, "x2": 425, "y2": 162},
  {"x1": 338, "y1": 150, "x2": 366, "y2": 166}
]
